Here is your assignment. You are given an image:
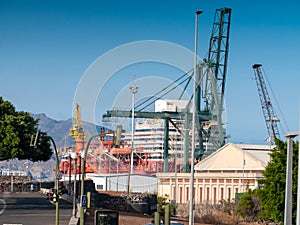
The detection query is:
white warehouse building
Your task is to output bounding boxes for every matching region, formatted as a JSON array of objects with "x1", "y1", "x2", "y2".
[{"x1": 86, "y1": 173, "x2": 158, "y2": 193}]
